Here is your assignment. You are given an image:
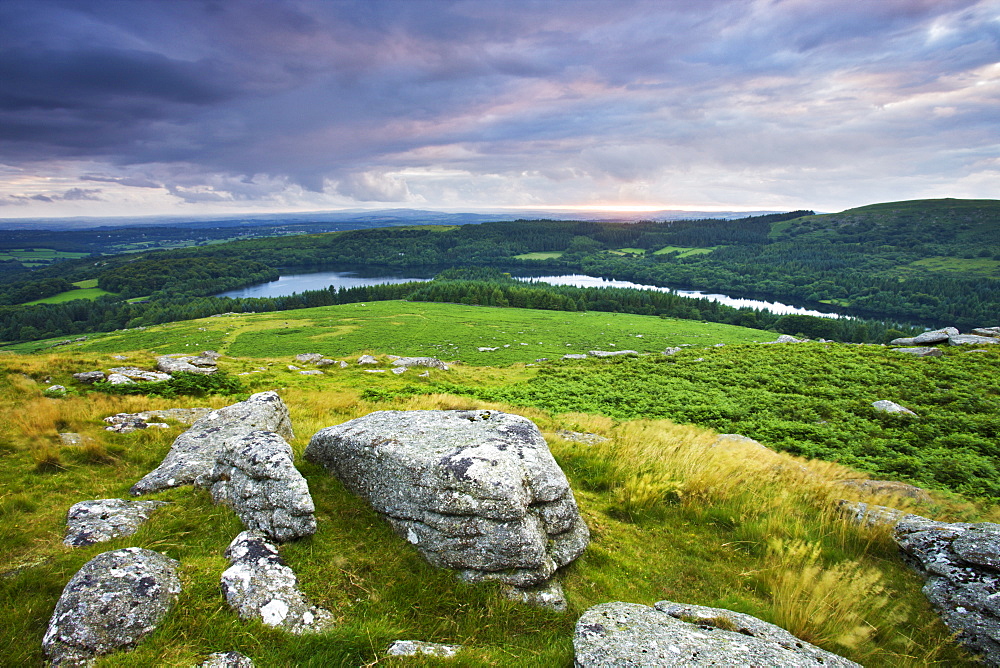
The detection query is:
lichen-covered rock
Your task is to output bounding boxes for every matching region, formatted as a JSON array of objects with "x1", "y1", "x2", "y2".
[
  {"x1": 295, "y1": 353, "x2": 324, "y2": 363},
  {"x1": 107, "y1": 367, "x2": 172, "y2": 382},
  {"x1": 72, "y1": 371, "x2": 105, "y2": 384},
  {"x1": 912, "y1": 330, "x2": 953, "y2": 344},
  {"x1": 972, "y1": 327, "x2": 1000, "y2": 338},
  {"x1": 156, "y1": 354, "x2": 217, "y2": 375},
  {"x1": 43, "y1": 548, "x2": 180, "y2": 666},
  {"x1": 64, "y1": 499, "x2": 169, "y2": 547},
  {"x1": 357, "y1": 354, "x2": 378, "y2": 365},
  {"x1": 573, "y1": 601, "x2": 859, "y2": 667},
  {"x1": 502, "y1": 580, "x2": 567, "y2": 611},
  {"x1": 209, "y1": 431, "x2": 316, "y2": 542},
  {"x1": 386, "y1": 640, "x2": 462, "y2": 658},
  {"x1": 106, "y1": 373, "x2": 135, "y2": 385},
  {"x1": 220, "y1": 531, "x2": 333, "y2": 634},
  {"x1": 200, "y1": 651, "x2": 254, "y2": 667},
  {"x1": 130, "y1": 391, "x2": 293, "y2": 496},
  {"x1": 390, "y1": 356, "x2": 450, "y2": 370},
  {"x1": 306, "y1": 409, "x2": 589, "y2": 587},
  {"x1": 950, "y1": 335, "x2": 1000, "y2": 346},
  {"x1": 872, "y1": 399, "x2": 917, "y2": 416}
]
